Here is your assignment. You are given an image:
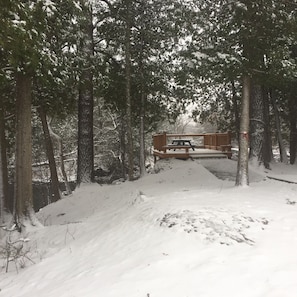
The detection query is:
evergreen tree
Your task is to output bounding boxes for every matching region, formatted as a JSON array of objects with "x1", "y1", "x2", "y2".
[
  {"x1": 76, "y1": 0, "x2": 95, "y2": 186},
  {"x1": 183, "y1": 0, "x2": 297, "y2": 184},
  {"x1": 0, "y1": 0, "x2": 78, "y2": 227}
]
